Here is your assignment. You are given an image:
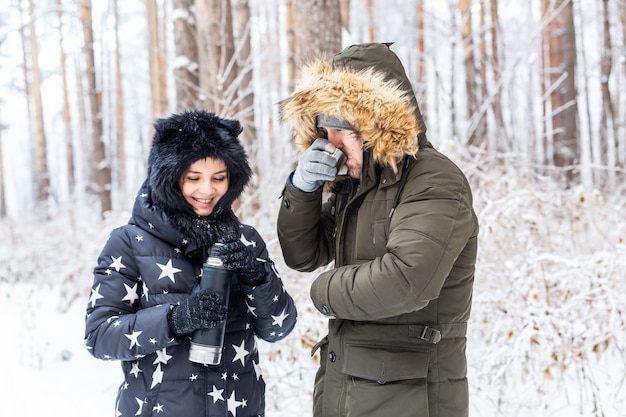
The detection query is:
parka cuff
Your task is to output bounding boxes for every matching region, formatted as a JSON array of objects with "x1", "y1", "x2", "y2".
[{"x1": 310, "y1": 271, "x2": 336, "y2": 319}]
